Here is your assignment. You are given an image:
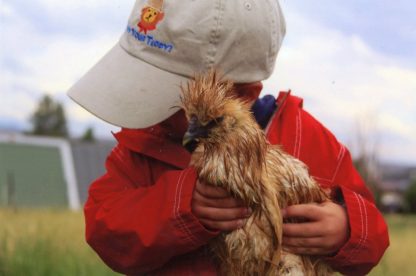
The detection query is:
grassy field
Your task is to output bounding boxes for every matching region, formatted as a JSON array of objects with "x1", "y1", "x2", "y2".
[
  {"x1": 0, "y1": 209, "x2": 119, "y2": 276},
  {"x1": 0, "y1": 209, "x2": 415, "y2": 276},
  {"x1": 368, "y1": 214, "x2": 416, "y2": 276}
]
